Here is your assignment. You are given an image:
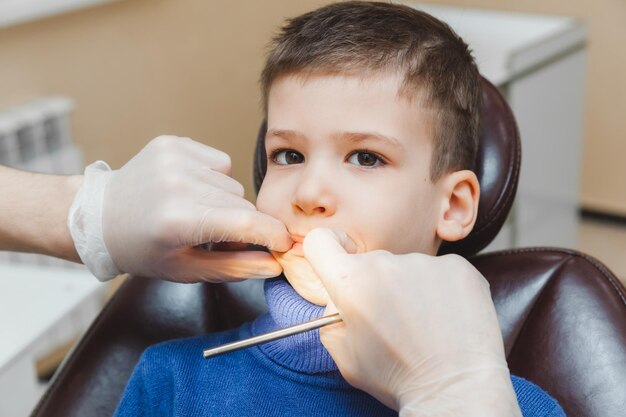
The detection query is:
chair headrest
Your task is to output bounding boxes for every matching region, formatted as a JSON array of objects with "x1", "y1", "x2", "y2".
[{"x1": 253, "y1": 77, "x2": 520, "y2": 257}]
